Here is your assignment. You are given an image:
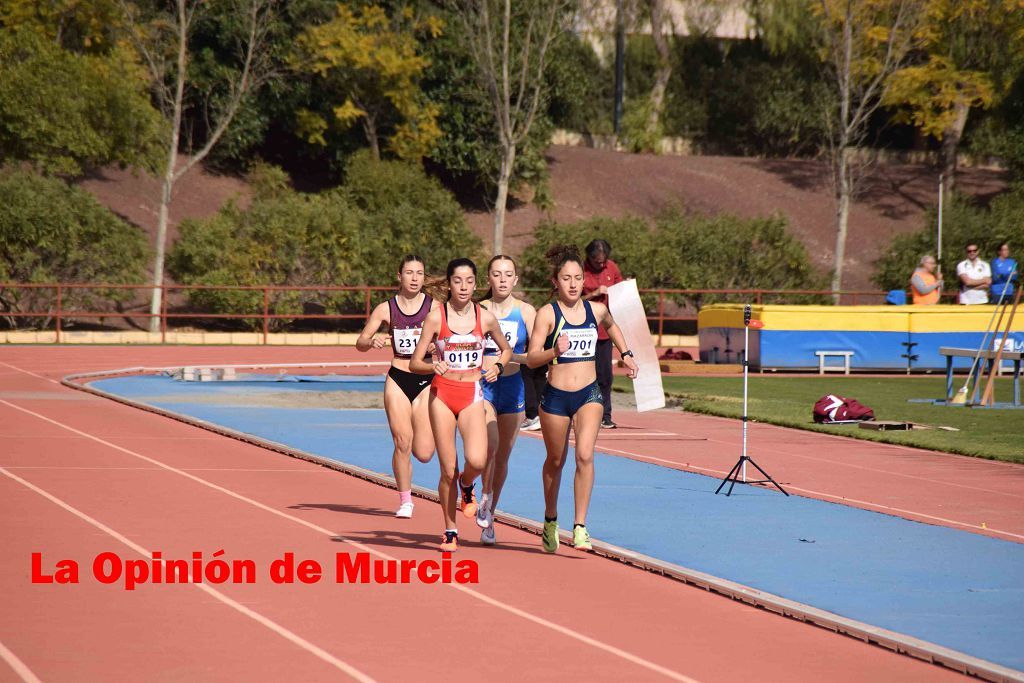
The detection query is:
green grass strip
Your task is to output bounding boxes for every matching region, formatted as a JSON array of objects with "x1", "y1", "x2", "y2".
[{"x1": 614, "y1": 375, "x2": 1024, "y2": 463}]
